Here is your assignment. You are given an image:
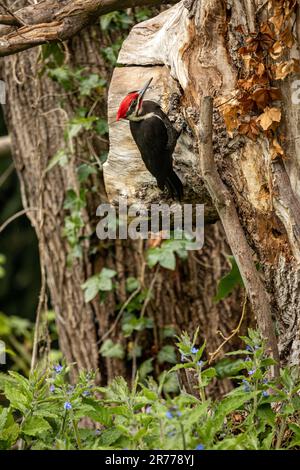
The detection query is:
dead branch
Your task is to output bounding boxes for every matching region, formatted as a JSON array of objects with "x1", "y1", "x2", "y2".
[
  {"x1": 0, "y1": 0, "x2": 179, "y2": 57},
  {"x1": 195, "y1": 96, "x2": 280, "y2": 376}
]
